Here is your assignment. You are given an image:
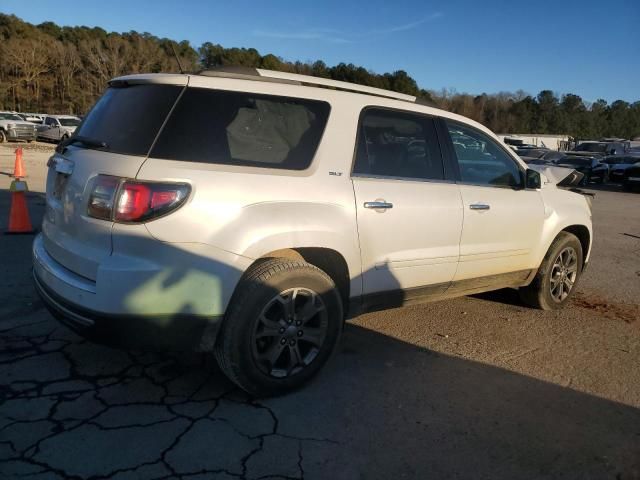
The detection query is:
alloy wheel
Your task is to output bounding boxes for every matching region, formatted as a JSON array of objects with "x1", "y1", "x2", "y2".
[
  {"x1": 251, "y1": 287, "x2": 328, "y2": 378},
  {"x1": 549, "y1": 246, "x2": 578, "y2": 302}
]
